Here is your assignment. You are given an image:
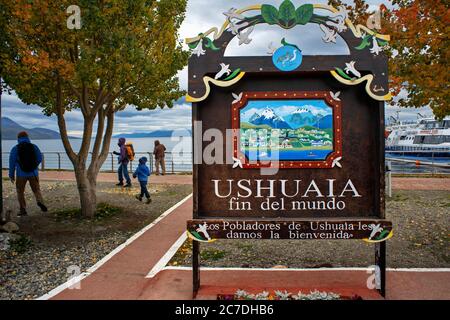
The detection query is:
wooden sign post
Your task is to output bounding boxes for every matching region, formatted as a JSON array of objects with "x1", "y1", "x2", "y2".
[{"x1": 186, "y1": 1, "x2": 393, "y2": 298}]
